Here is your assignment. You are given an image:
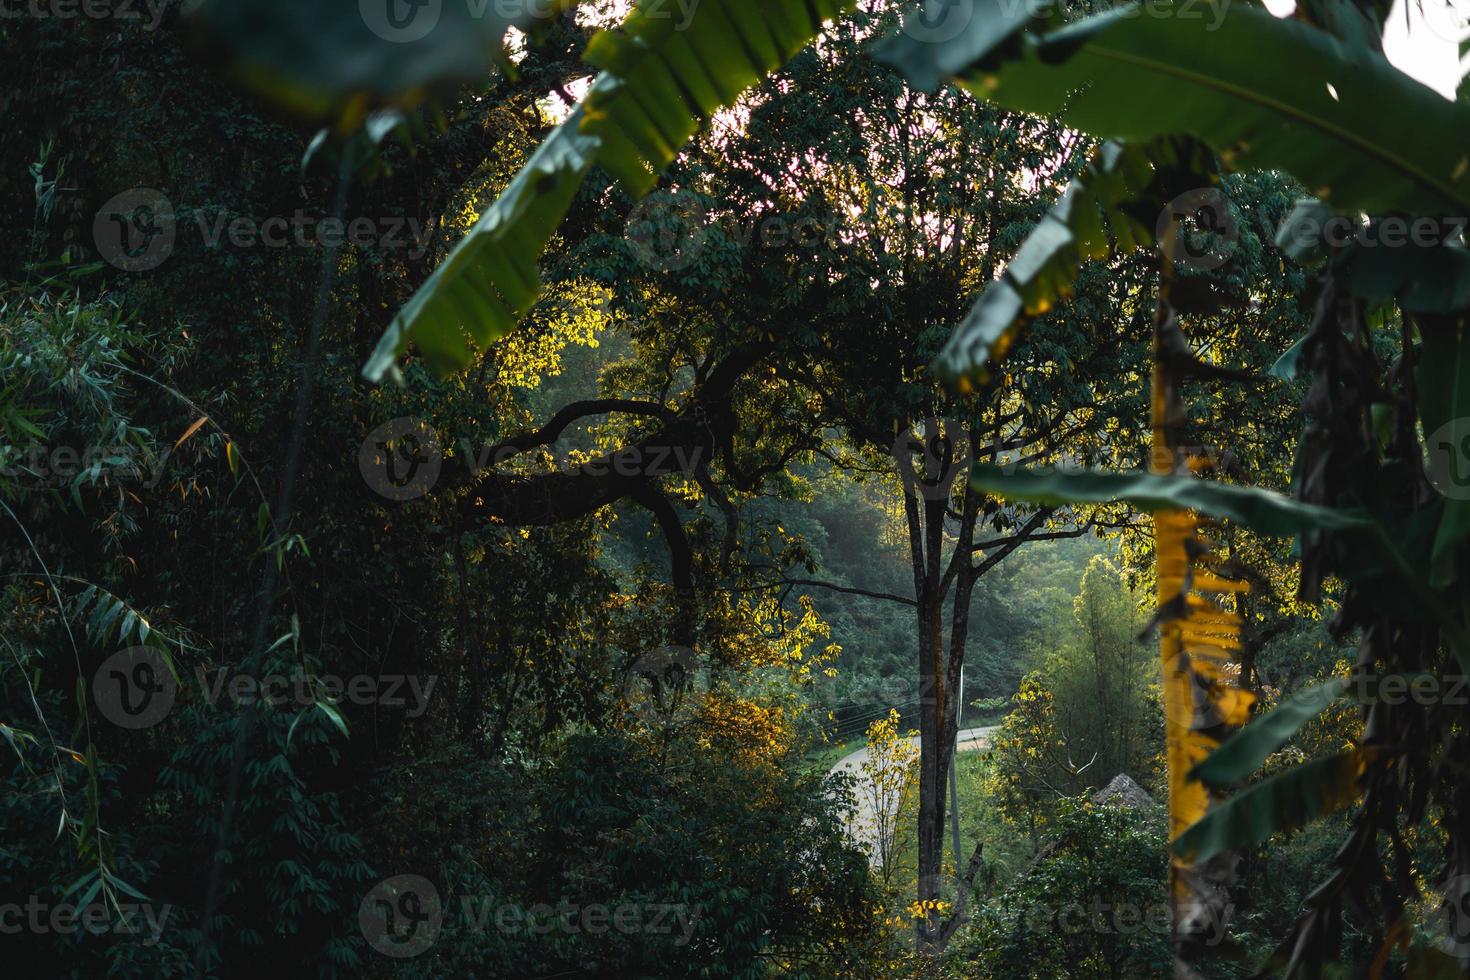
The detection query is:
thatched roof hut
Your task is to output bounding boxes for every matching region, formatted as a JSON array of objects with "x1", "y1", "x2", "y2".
[{"x1": 1091, "y1": 773, "x2": 1155, "y2": 809}]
